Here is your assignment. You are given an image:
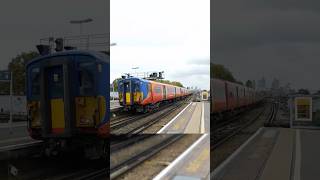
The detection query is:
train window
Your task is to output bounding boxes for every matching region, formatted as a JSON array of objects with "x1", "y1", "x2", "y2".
[
  {"x1": 31, "y1": 68, "x2": 40, "y2": 96},
  {"x1": 50, "y1": 70, "x2": 64, "y2": 98},
  {"x1": 118, "y1": 82, "x2": 123, "y2": 91},
  {"x1": 78, "y1": 62, "x2": 96, "y2": 95},
  {"x1": 155, "y1": 86, "x2": 161, "y2": 93},
  {"x1": 134, "y1": 82, "x2": 140, "y2": 92},
  {"x1": 97, "y1": 64, "x2": 102, "y2": 73}
]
